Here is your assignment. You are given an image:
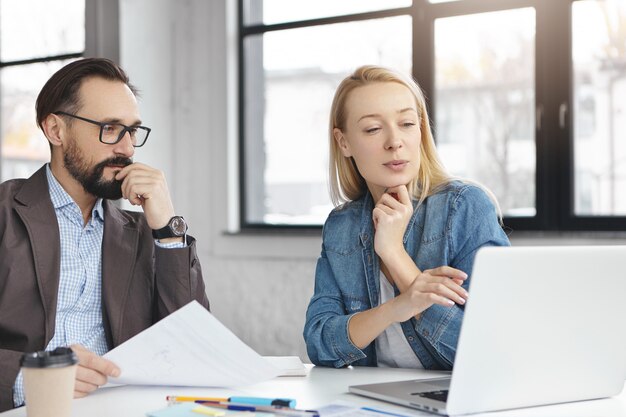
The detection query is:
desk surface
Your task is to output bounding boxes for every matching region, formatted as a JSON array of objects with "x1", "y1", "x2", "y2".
[{"x1": 2, "y1": 366, "x2": 625, "y2": 417}]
